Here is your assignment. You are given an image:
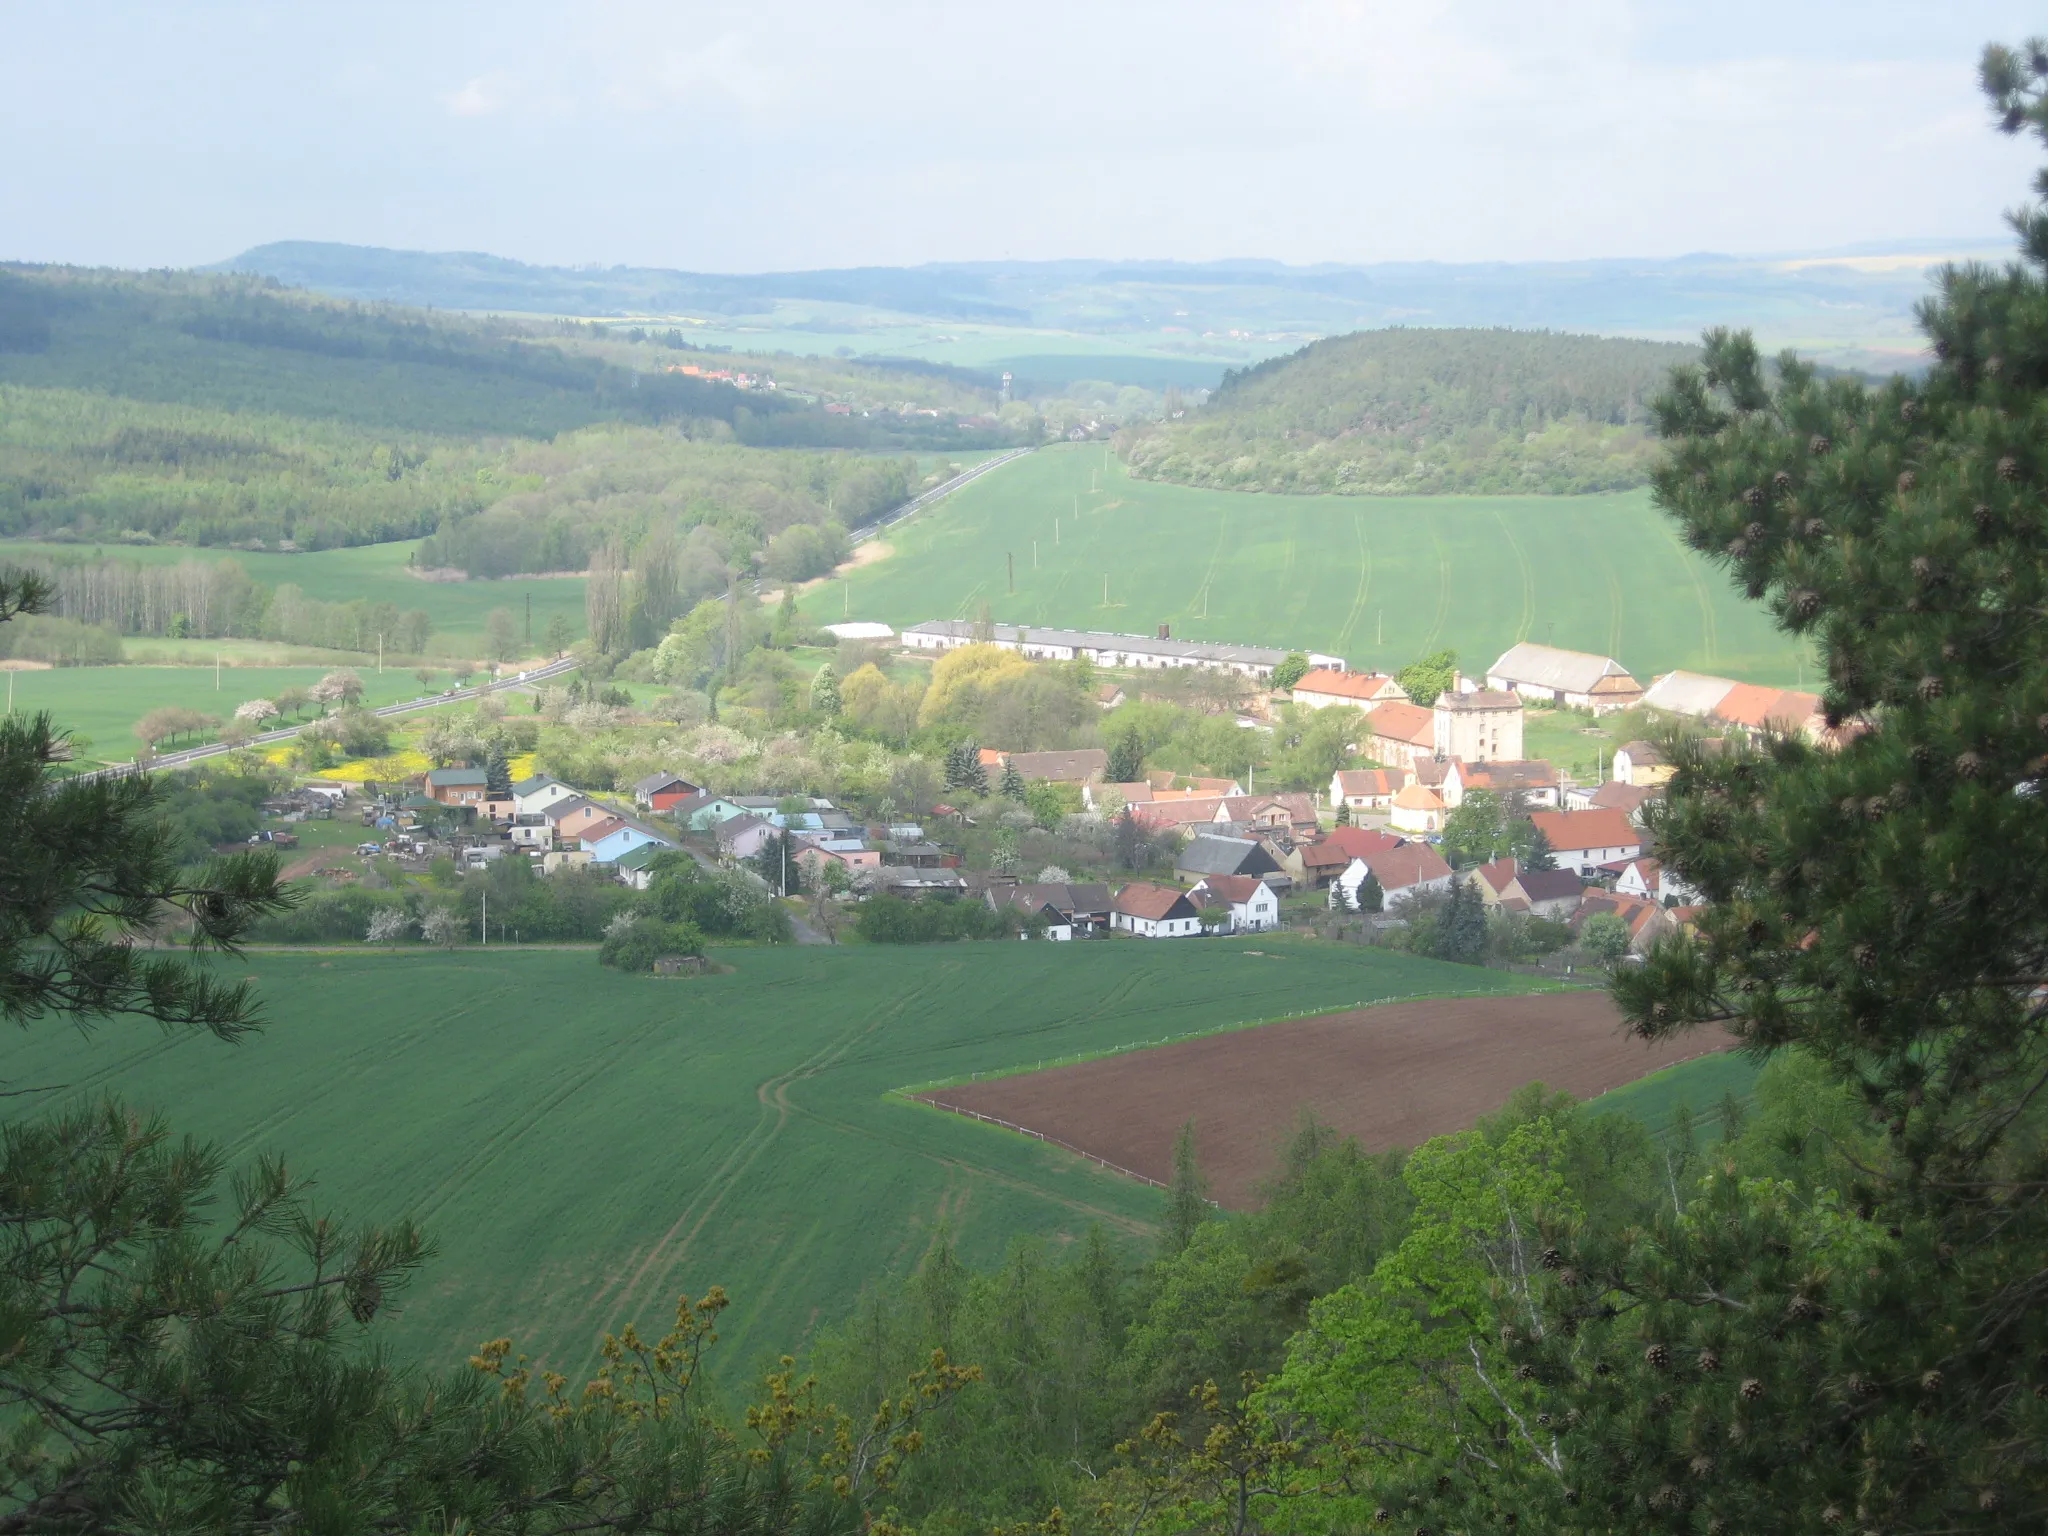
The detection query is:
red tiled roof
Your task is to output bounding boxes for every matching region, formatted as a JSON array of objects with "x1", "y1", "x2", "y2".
[
  {"x1": 1474, "y1": 857, "x2": 1520, "y2": 895},
  {"x1": 1196, "y1": 873, "x2": 1272, "y2": 904},
  {"x1": 1131, "y1": 797, "x2": 1228, "y2": 827},
  {"x1": 1113, "y1": 881, "x2": 1196, "y2": 920},
  {"x1": 1334, "y1": 768, "x2": 1405, "y2": 796},
  {"x1": 1577, "y1": 890, "x2": 1664, "y2": 938},
  {"x1": 1294, "y1": 668, "x2": 1401, "y2": 702},
  {"x1": 1530, "y1": 808, "x2": 1640, "y2": 852},
  {"x1": 1320, "y1": 825, "x2": 1406, "y2": 860},
  {"x1": 1365, "y1": 700, "x2": 1436, "y2": 747},
  {"x1": 1359, "y1": 842, "x2": 1453, "y2": 891}
]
